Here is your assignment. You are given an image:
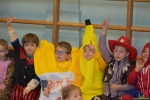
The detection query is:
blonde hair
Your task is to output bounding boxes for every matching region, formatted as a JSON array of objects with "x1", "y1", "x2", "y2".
[
  {"x1": 22, "y1": 33, "x2": 39, "y2": 46},
  {"x1": 56, "y1": 85, "x2": 81, "y2": 100},
  {"x1": 0, "y1": 39, "x2": 8, "y2": 50}
]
